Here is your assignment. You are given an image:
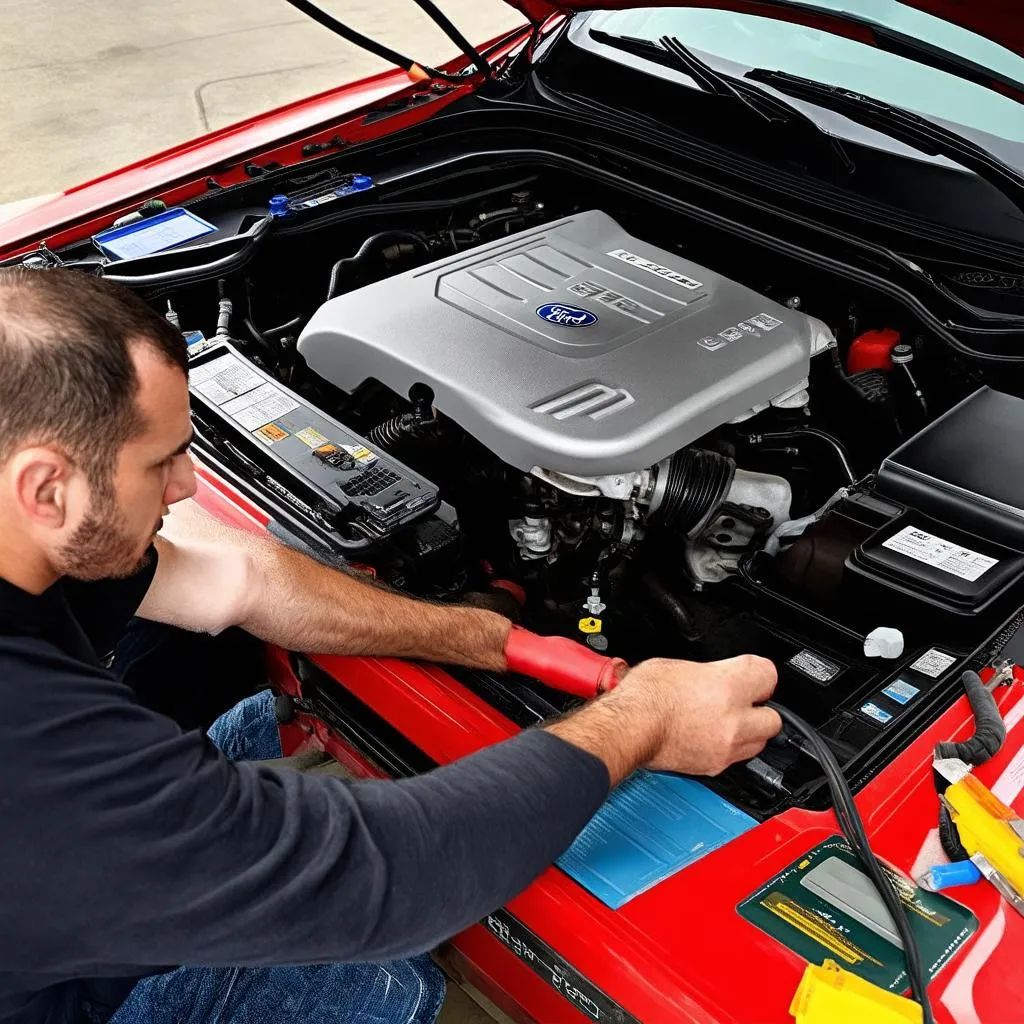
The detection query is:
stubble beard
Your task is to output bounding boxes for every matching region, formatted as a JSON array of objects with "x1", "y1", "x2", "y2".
[{"x1": 55, "y1": 483, "x2": 152, "y2": 581}]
